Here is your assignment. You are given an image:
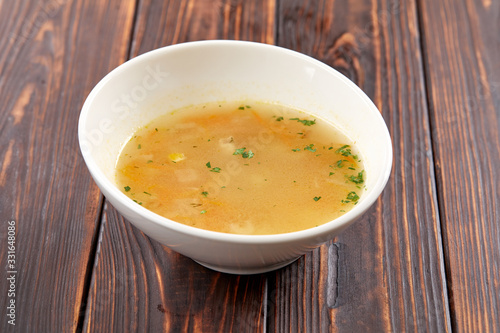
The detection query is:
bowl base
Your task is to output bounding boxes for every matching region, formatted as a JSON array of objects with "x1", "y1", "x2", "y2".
[{"x1": 193, "y1": 257, "x2": 301, "y2": 275}]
